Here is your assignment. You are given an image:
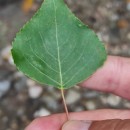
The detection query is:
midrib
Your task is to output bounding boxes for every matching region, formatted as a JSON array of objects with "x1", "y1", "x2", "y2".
[{"x1": 53, "y1": 0, "x2": 63, "y2": 88}]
